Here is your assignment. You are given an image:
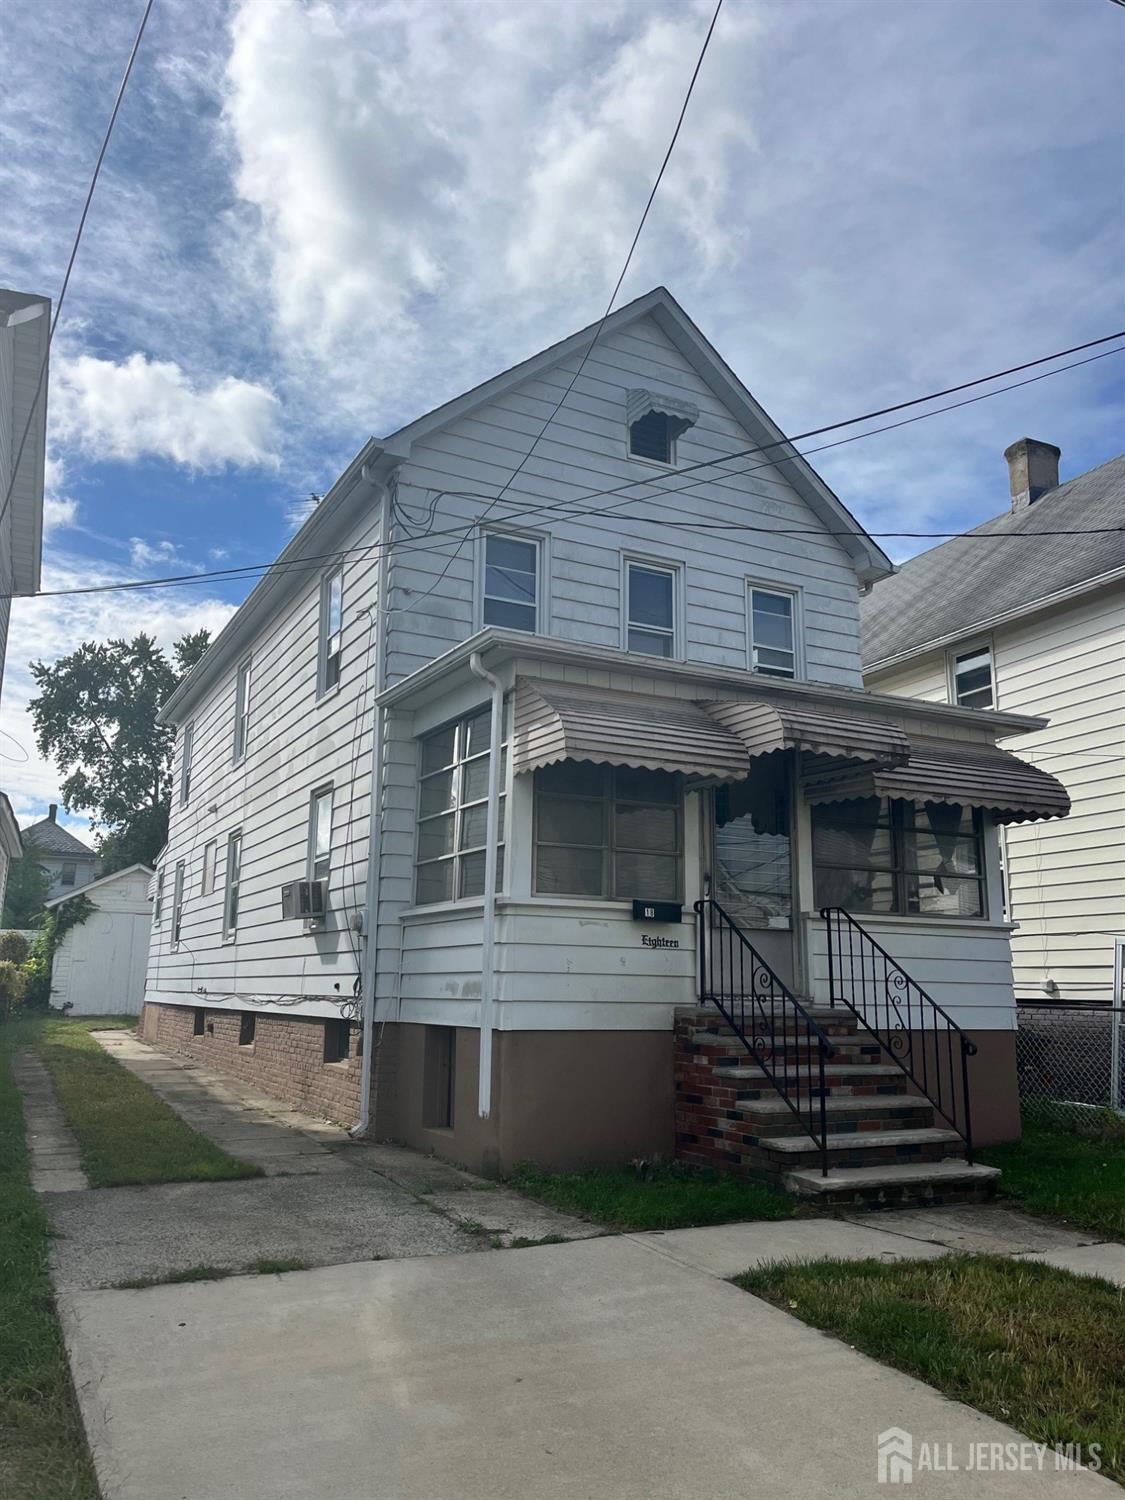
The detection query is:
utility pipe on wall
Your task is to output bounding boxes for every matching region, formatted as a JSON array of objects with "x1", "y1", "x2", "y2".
[{"x1": 469, "y1": 651, "x2": 504, "y2": 1119}]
